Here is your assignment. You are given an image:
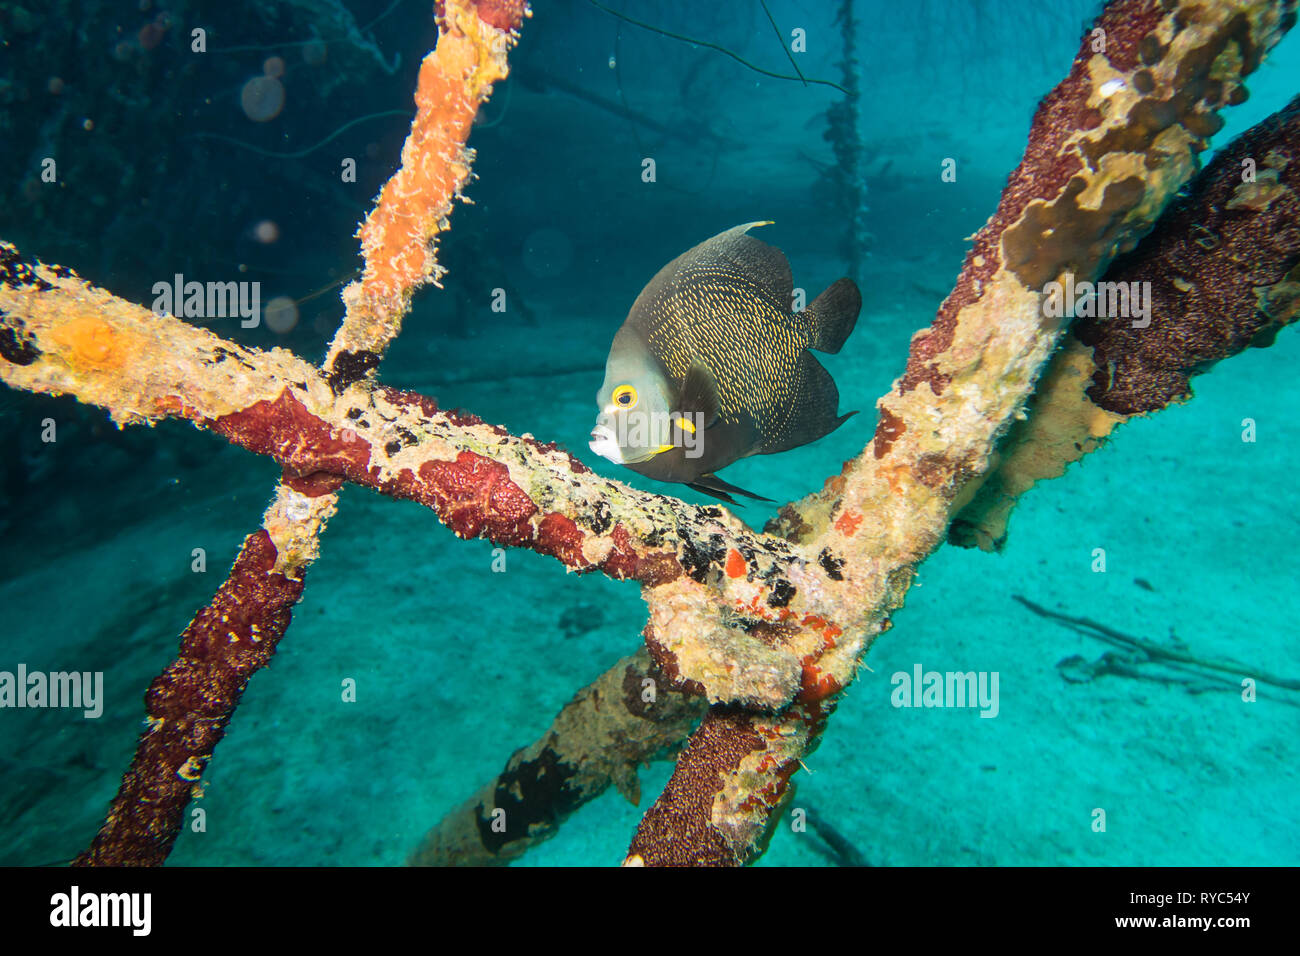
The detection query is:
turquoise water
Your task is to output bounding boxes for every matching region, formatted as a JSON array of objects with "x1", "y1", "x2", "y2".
[{"x1": 1, "y1": 0, "x2": 1297, "y2": 866}]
